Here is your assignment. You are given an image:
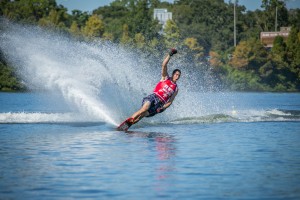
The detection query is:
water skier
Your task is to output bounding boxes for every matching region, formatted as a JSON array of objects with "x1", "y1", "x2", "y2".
[{"x1": 117, "y1": 48, "x2": 181, "y2": 131}]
